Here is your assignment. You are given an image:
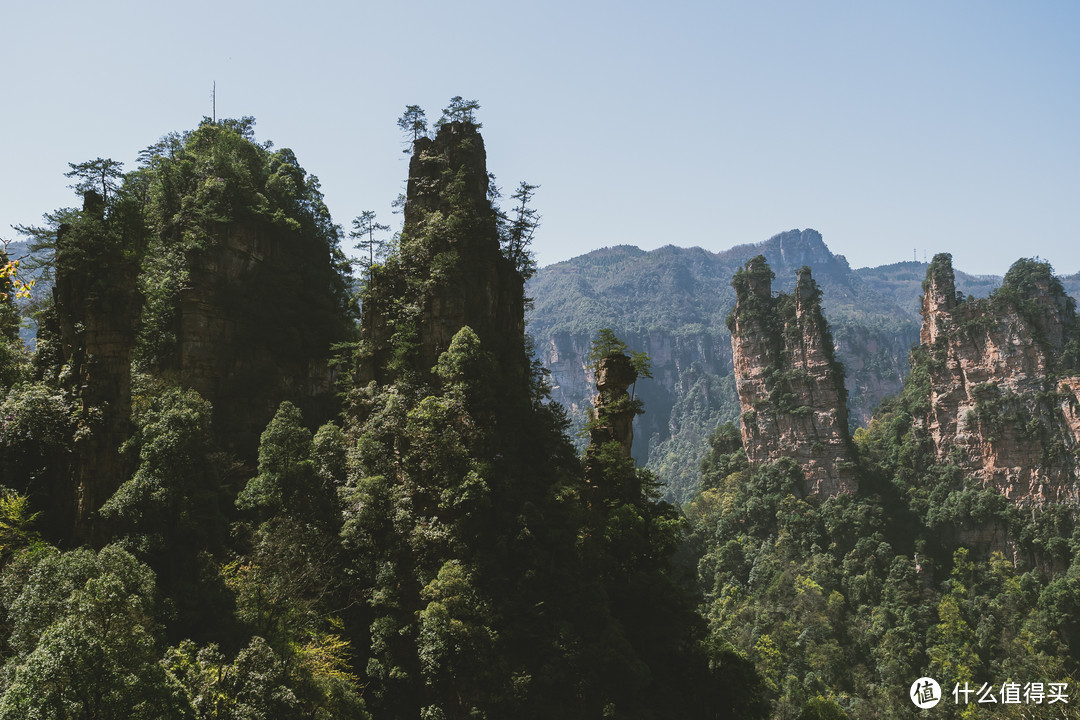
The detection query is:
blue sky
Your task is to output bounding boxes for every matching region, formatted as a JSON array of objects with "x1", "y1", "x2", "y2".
[{"x1": 2, "y1": 0, "x2": 1077, "y2": 276}]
